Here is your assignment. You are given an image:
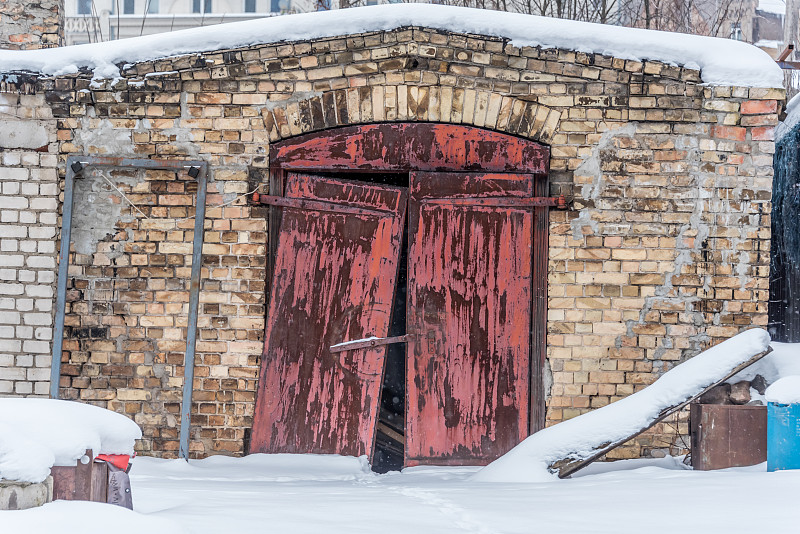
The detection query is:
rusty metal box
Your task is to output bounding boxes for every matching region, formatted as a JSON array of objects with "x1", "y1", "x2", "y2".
[{"x1": 690, "y1": 403, "x2": 767, "y2": 470}]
